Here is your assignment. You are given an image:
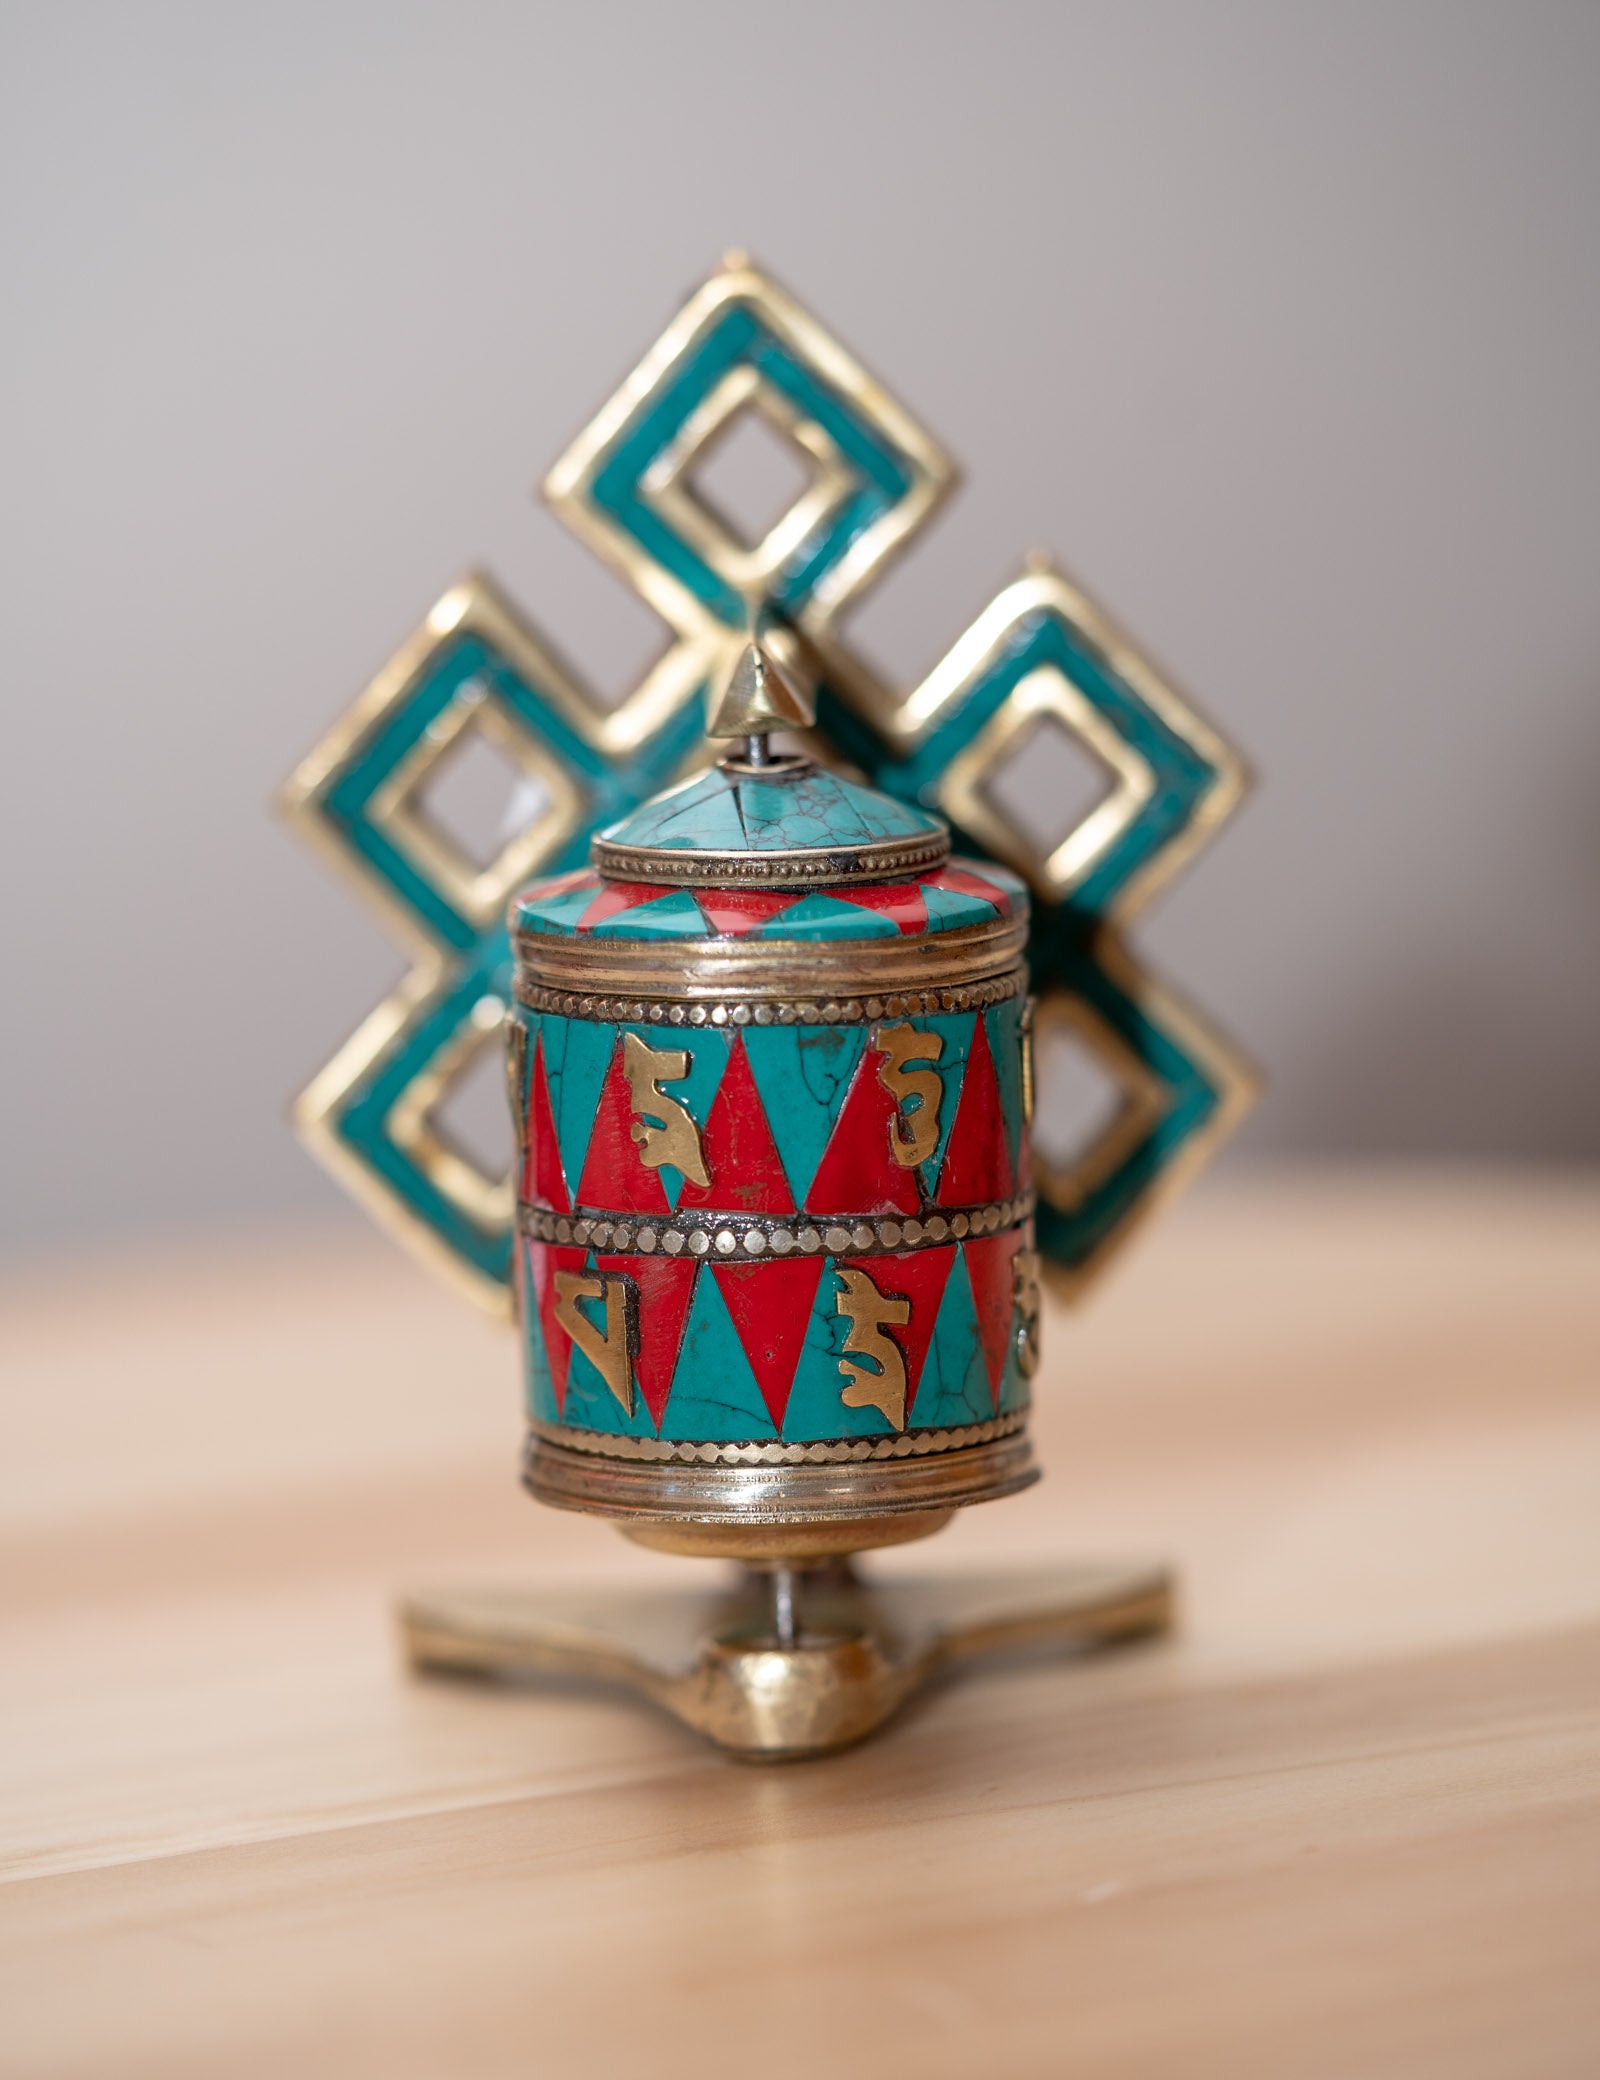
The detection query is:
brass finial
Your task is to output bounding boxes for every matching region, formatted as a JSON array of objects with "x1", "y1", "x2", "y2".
[{"x1": 706, "y1": 640, "x2": 815, "y2": 765}]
